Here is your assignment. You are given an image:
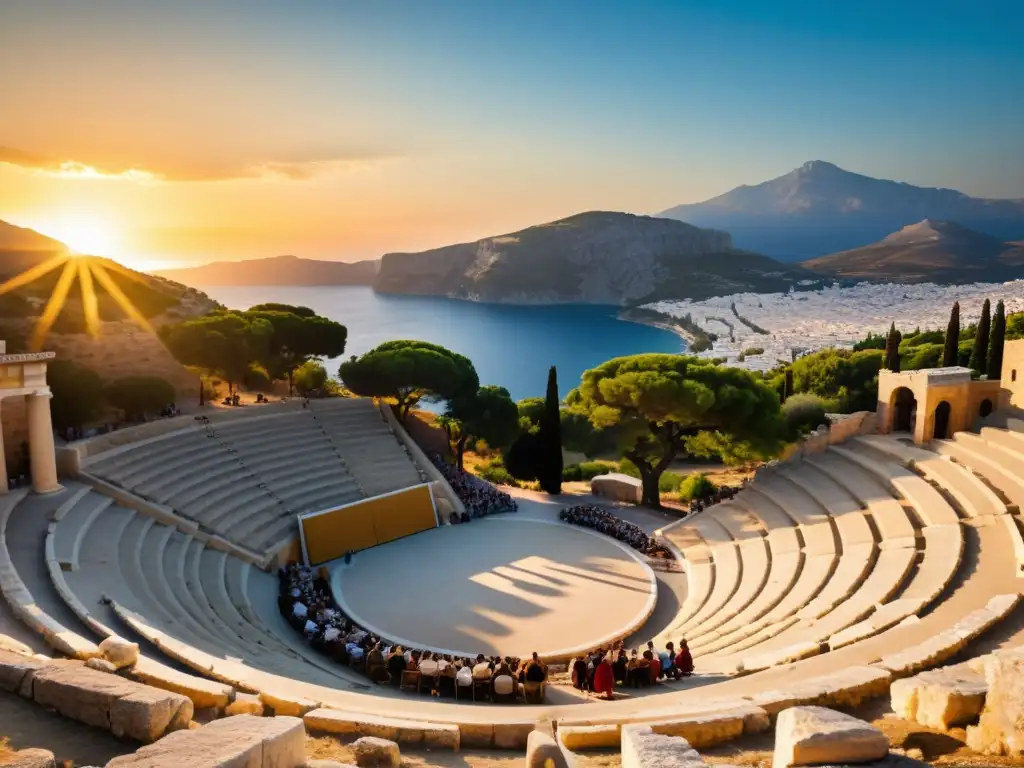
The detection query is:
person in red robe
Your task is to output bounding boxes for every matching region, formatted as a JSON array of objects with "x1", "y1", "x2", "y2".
[
  {"x1": 675, "y1": 639, "x2": 694, "y2": 677},
  {"x1": 592, "y1": 653, "x2": 615, "y2": 700}
]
